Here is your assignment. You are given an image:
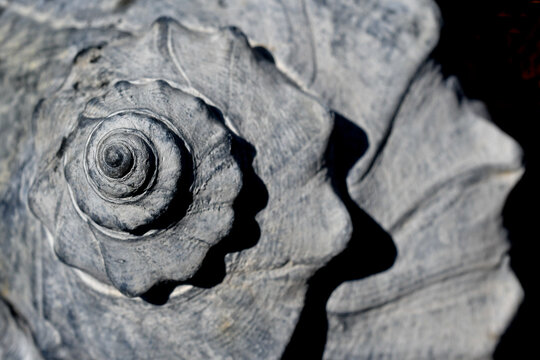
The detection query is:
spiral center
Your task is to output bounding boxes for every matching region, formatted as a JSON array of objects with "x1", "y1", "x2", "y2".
[
  {"x1": 101, "y1": 143, "x2": 134, "y2": 178},
  {"x1": 87, "y1": 126, "x2": 159, "y2": 202}
]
